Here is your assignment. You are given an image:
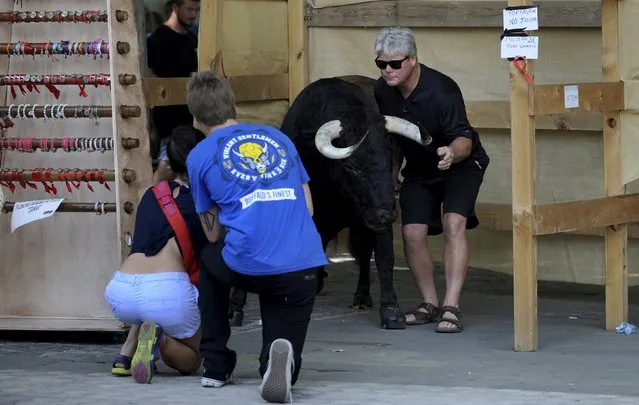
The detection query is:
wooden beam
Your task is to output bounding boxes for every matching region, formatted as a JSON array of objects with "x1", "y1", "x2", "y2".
[
  {"x1": 531, "y1": 82, "x2": 625, "y2": 116},
  {"x1": 467, "y1": 100, "x2": 603, "y2": 131},
  {"x1": 307, "y1": 1, "x2": 601, "y2": 28},
  {"x1": 107, "y1": 0, "x2": 154, "y2": 263},
  {"x1": 141, "y1": 85, "x2": 605, "y2": 130},
  {"x1": 533, "y1": 194, "x2": 639, "y2": 235},
  {"x1": 338, "y1": 75, "x2": 604, "y2": 131},
  {"x1": 509, "y1": 0, "x2": 537, "y2": 353},
  {"x1": 475, "y1": 202, "x2": 639, "y2": 238},
  {"x1": 288, "y1": 0, "x2": 309, "y2": 103},
  {"x1": 142, "y1": 74, "x2": 289, "y2": 107},
  {"x1": 602, "y1": 0, "x2": 628, "y2": 331}
]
